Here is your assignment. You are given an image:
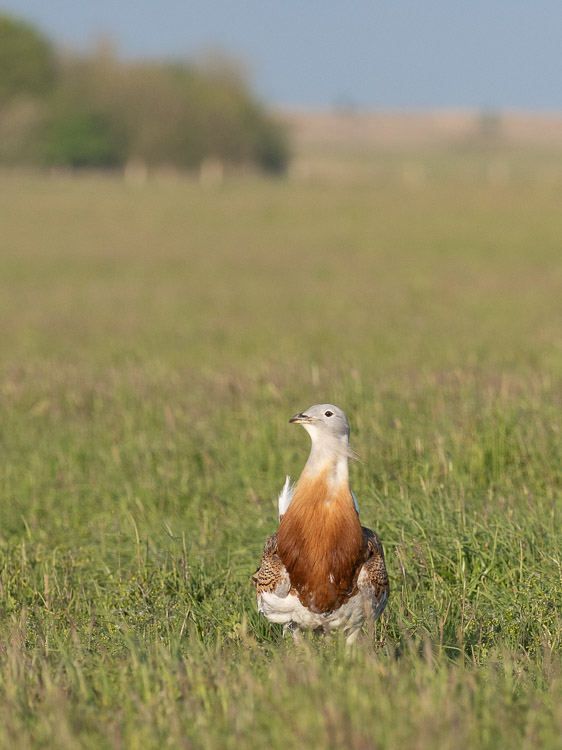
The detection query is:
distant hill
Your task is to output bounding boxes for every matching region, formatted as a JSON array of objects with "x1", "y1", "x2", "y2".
[{"x1": 280, "y1": 109, "x2": 562, "y2": 149}]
